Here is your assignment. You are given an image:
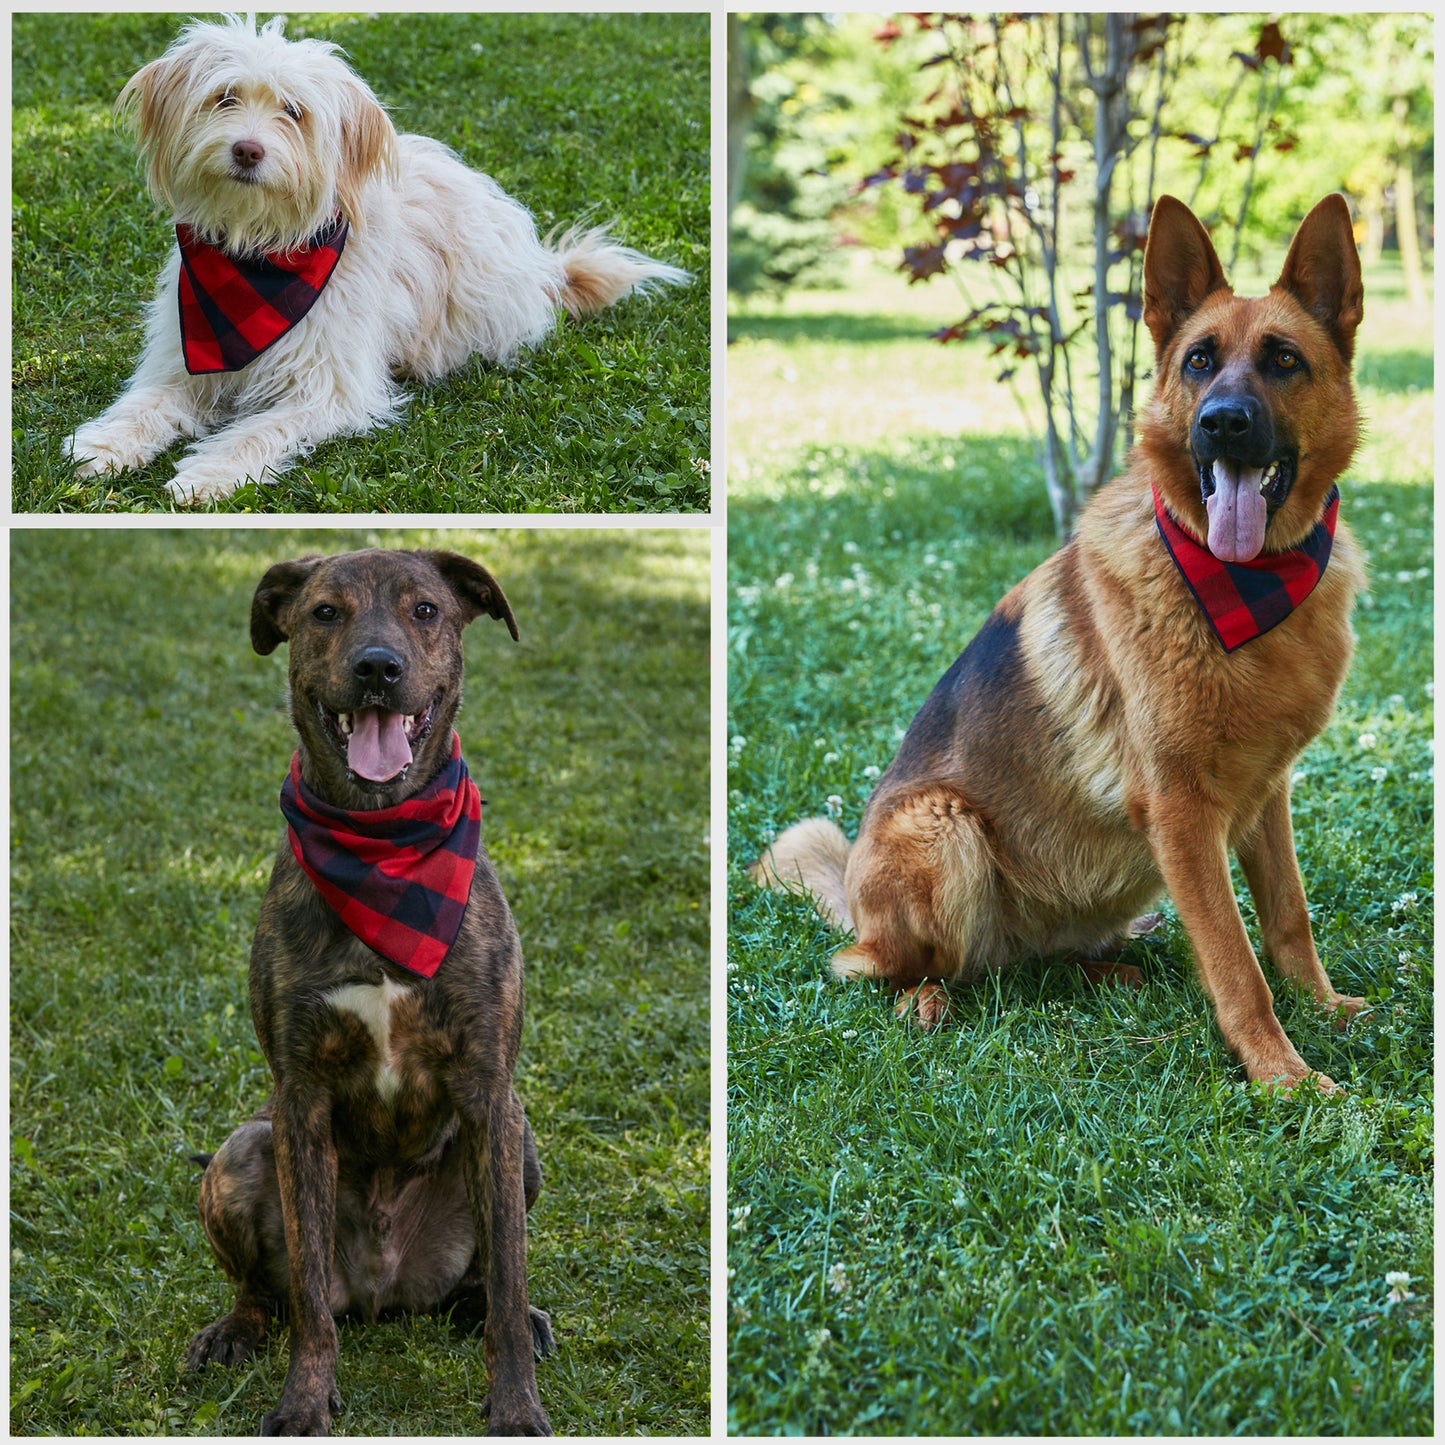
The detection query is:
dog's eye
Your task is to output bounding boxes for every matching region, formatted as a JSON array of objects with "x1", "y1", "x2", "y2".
[
  {"x1": 215, "y1": 90, "x2": 238, "y2": 110},
  {"x1": 1275, "y1": 348, "x2": 1299, "y2": 371},
  {"x1": 282, "y1": 100, "x2": 303, "y2": 122},
  {"x1": 1185, "y1": 348, "x2": 1211, "y2": 373},
  {"x1": 413, "y1": 601, "x2": 439, "y2": 621},
  {"x1": 312, "y1": 603, "x2": 340, "y2": 623}
]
